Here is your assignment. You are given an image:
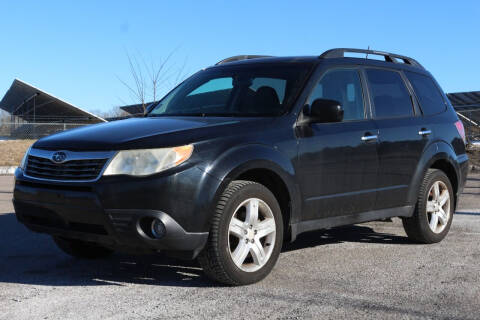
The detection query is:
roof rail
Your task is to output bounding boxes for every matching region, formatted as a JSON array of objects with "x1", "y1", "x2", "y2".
[
  {"x1": 319, "y1": 48, "x2": 424, "y2": 69},
  {"x1": 215, "y1": 55, "x2": 273, "y2": 65}
]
